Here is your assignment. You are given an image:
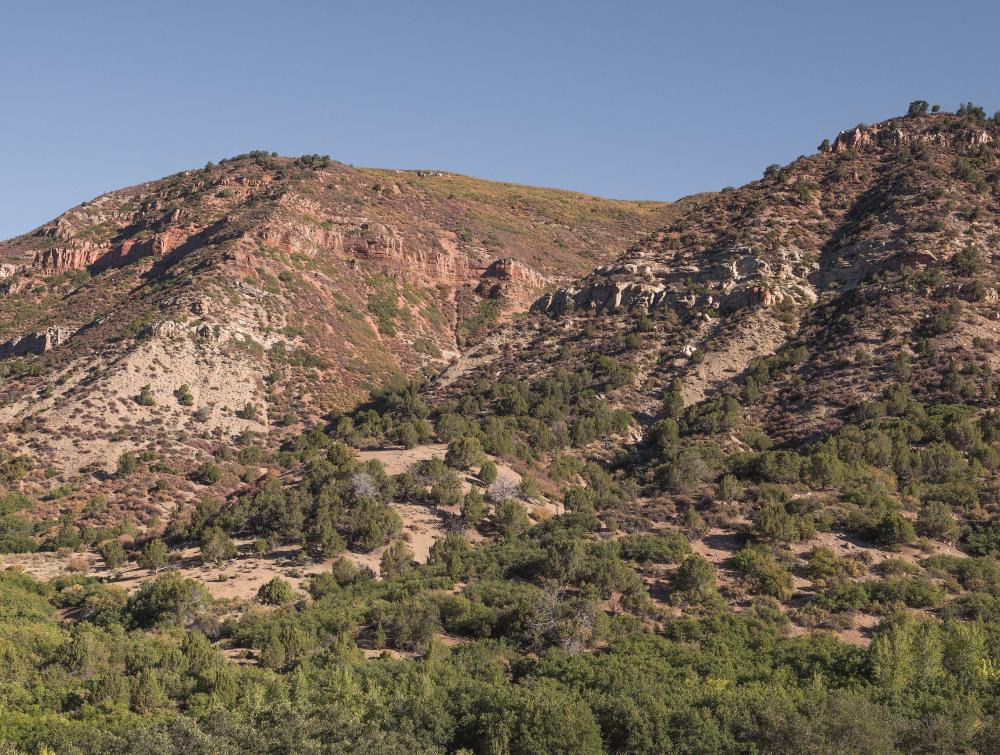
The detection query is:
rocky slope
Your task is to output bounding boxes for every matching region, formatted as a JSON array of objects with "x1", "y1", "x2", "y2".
[
  {"x1": 438, "y1": 110, "x2": 1000, "y2": 440},
  {"x1": 0, "y1": 153, "x2": 676, "y2": 493}
]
